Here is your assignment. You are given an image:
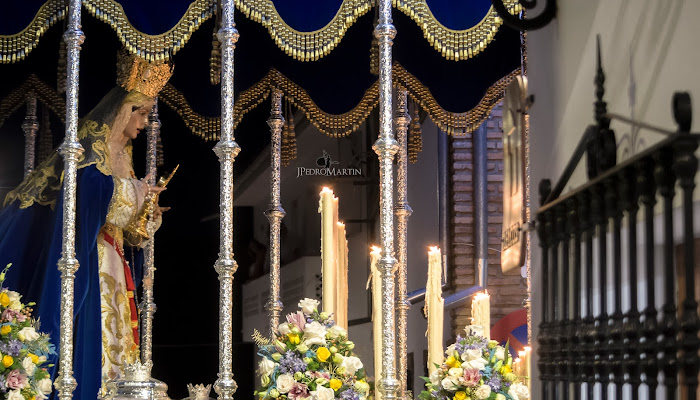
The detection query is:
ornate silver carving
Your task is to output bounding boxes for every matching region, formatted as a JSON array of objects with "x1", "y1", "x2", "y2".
[
  {"x1": 140, "y1": 99, "x2": 160, "y2": 365},
  {"x1": 213, "y1": 1, "x2": 240, "y2": 398},
  {"x1": 373, "y1": 2, "x2": 399, "y2": 400},
  {"x1": 103, "y1": 361, "x2": 170, "y2": 400},
  {"x1": 265, "y1": 88, "x2": 286, "y2": 336},
  {"x1": 393, "y1": 89, "x2": 412, "y2": 400},
  {"x1": 22, "y1": 96, "x2": 38, "y2": 177},
  {"x1": 55, "y1": 1, "x2": 84, "y2": 399}
]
